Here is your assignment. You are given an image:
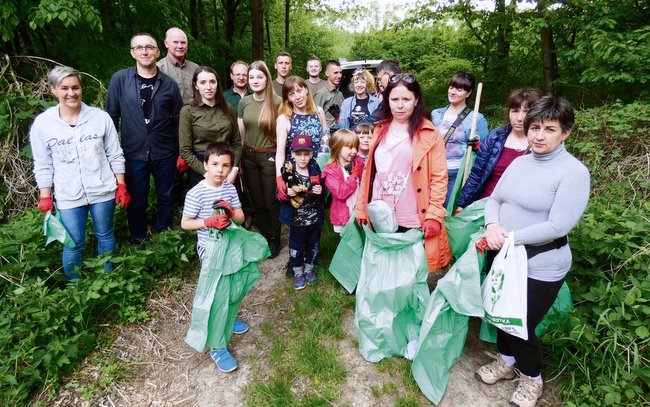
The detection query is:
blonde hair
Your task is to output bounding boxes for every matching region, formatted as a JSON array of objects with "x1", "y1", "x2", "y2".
[
  {"x1": 327, "y1": 129, "x2": 359, "y2": 165},
  {"x1": 348, "y1": 69, "x2": 376, "y2": 95},
  {"x1": 278, "y1": 76, "x2": 317, "y2": 117},
  {"x1": 249, "y1": 60, "x2": 277, "y2": 142}
]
